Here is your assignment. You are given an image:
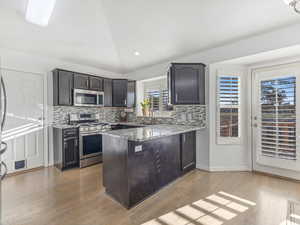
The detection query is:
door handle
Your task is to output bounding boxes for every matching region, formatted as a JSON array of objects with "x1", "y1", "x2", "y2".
[
  {"x1": 1, "y1": 77, "x2": 7, "y2": 130},
  {"x1": 1, "y1": 161, "x2": 8, "y2": 180}
]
